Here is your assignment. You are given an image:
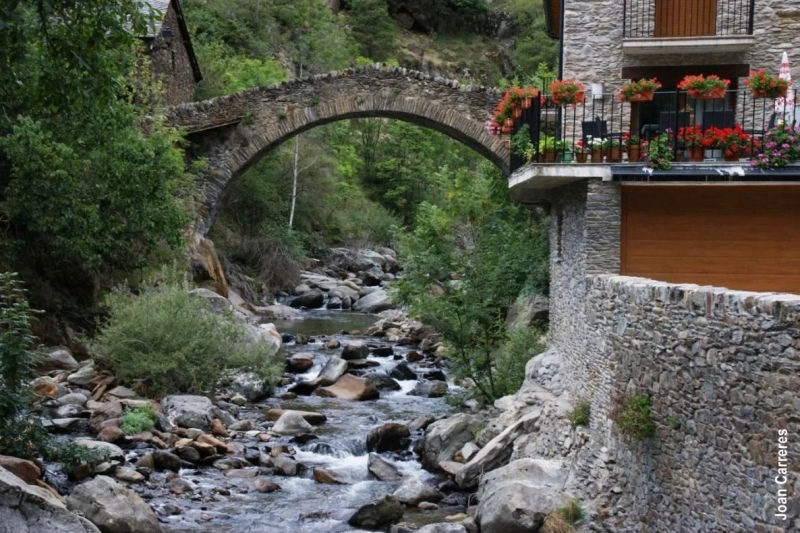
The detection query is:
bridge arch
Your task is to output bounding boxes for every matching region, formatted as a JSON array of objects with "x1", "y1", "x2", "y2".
[{"x1": 166, "y1": 66, "x2": 508, "y2": 234}]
